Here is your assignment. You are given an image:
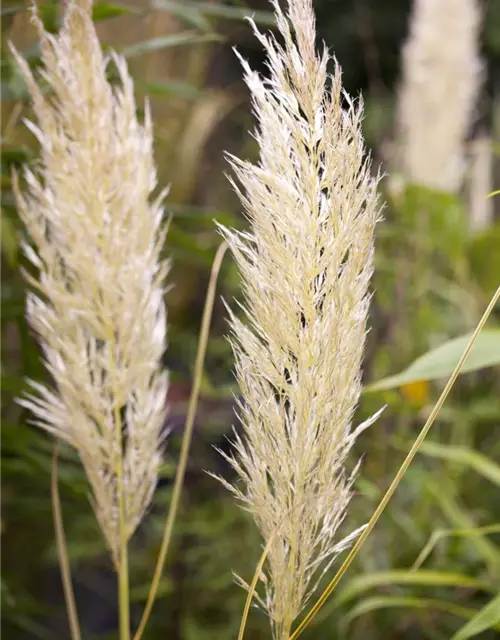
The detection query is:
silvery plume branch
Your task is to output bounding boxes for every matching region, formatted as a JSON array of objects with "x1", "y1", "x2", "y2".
[
  {"x1": 215, "y1": 1, "x2": 383, "y2": 637},
  {"x1": 397, "y1": 0, "x2": 483, "y2": 193},
  {"x1": 11, "y1": 0, "x2": 169, "y2": 566}
]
